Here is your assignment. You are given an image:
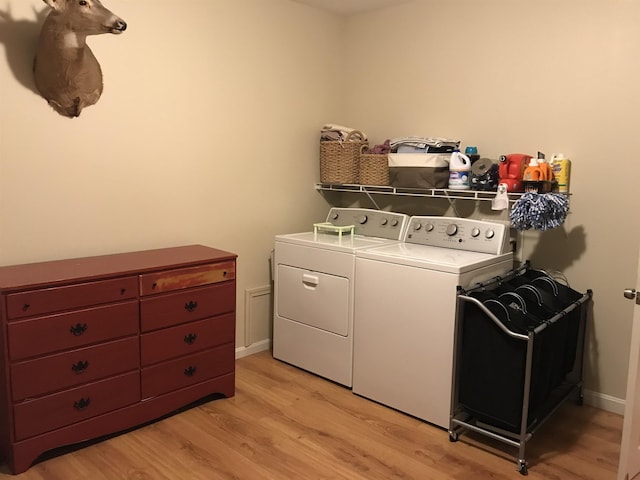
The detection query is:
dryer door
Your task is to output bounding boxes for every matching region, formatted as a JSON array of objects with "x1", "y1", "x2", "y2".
[{"x1": 277, "y1": 265, "x2": 349, "y2": 336}]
